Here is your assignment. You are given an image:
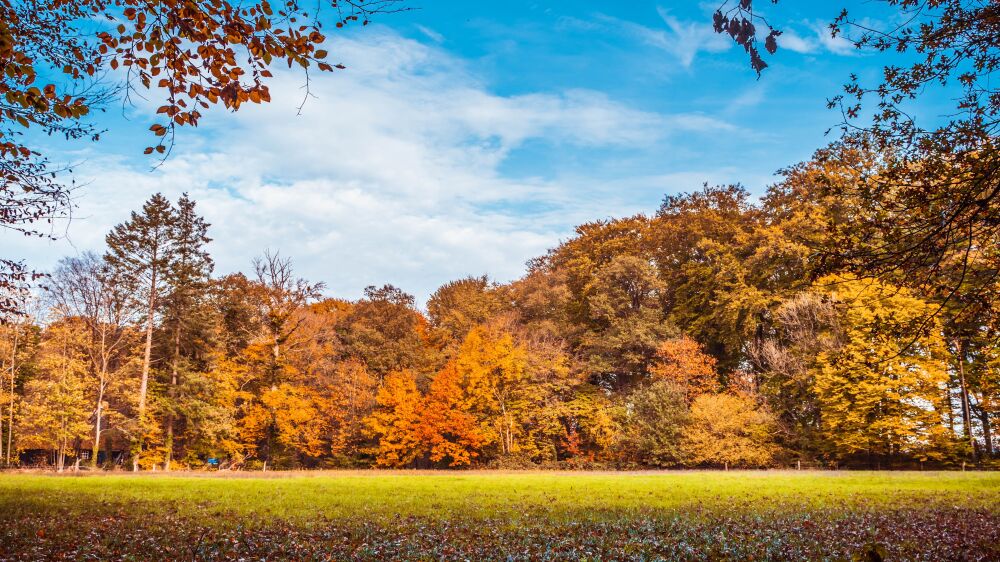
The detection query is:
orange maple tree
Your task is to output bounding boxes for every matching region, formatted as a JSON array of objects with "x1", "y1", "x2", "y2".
[
  {"x1": 420, "y1": 361, "x2": 485, "y2": 467},
  {"x1": 649, "y1": 336, "x2": 719, "y2": 398},
  {"x1": 365, "y1": 369, "x2": 424, "y2": 468}
]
